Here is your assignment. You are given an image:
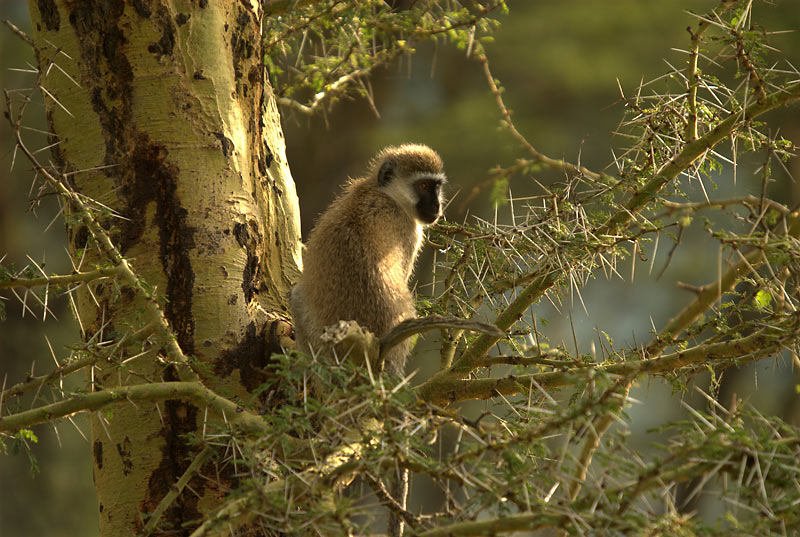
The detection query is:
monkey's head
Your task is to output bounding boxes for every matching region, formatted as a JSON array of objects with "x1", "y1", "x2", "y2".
[{"x1": 373, "y1": 144, "x2": 447, "y2": 225}]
